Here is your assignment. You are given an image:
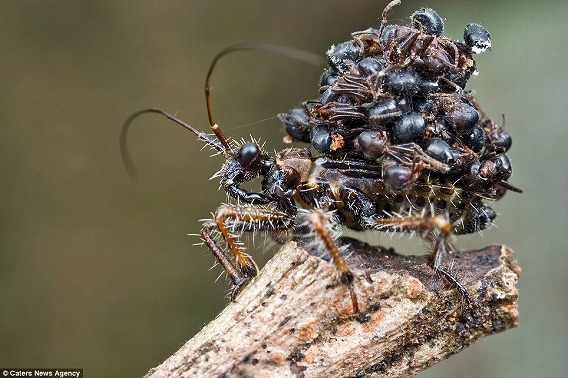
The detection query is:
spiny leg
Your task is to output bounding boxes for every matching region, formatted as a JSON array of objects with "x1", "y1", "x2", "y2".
[
  {"x1": 200, "y1": 222, "x2": 249, "y2": 300},
  {"x1": 308, "y1": 210, "x2": 359, "y2": 313},
  {"x1": 214, "y1": 206, "x2": 259, "y2": 279},
  {"x1": 374, "y1": 215, "x2": 472, "y2": 304},
  {"x1": 203, "y1": 204, "x2": 293, "y2": 300},
  {"x1": 428, "y1": 232, "x2": 472, "y2": 304}
]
